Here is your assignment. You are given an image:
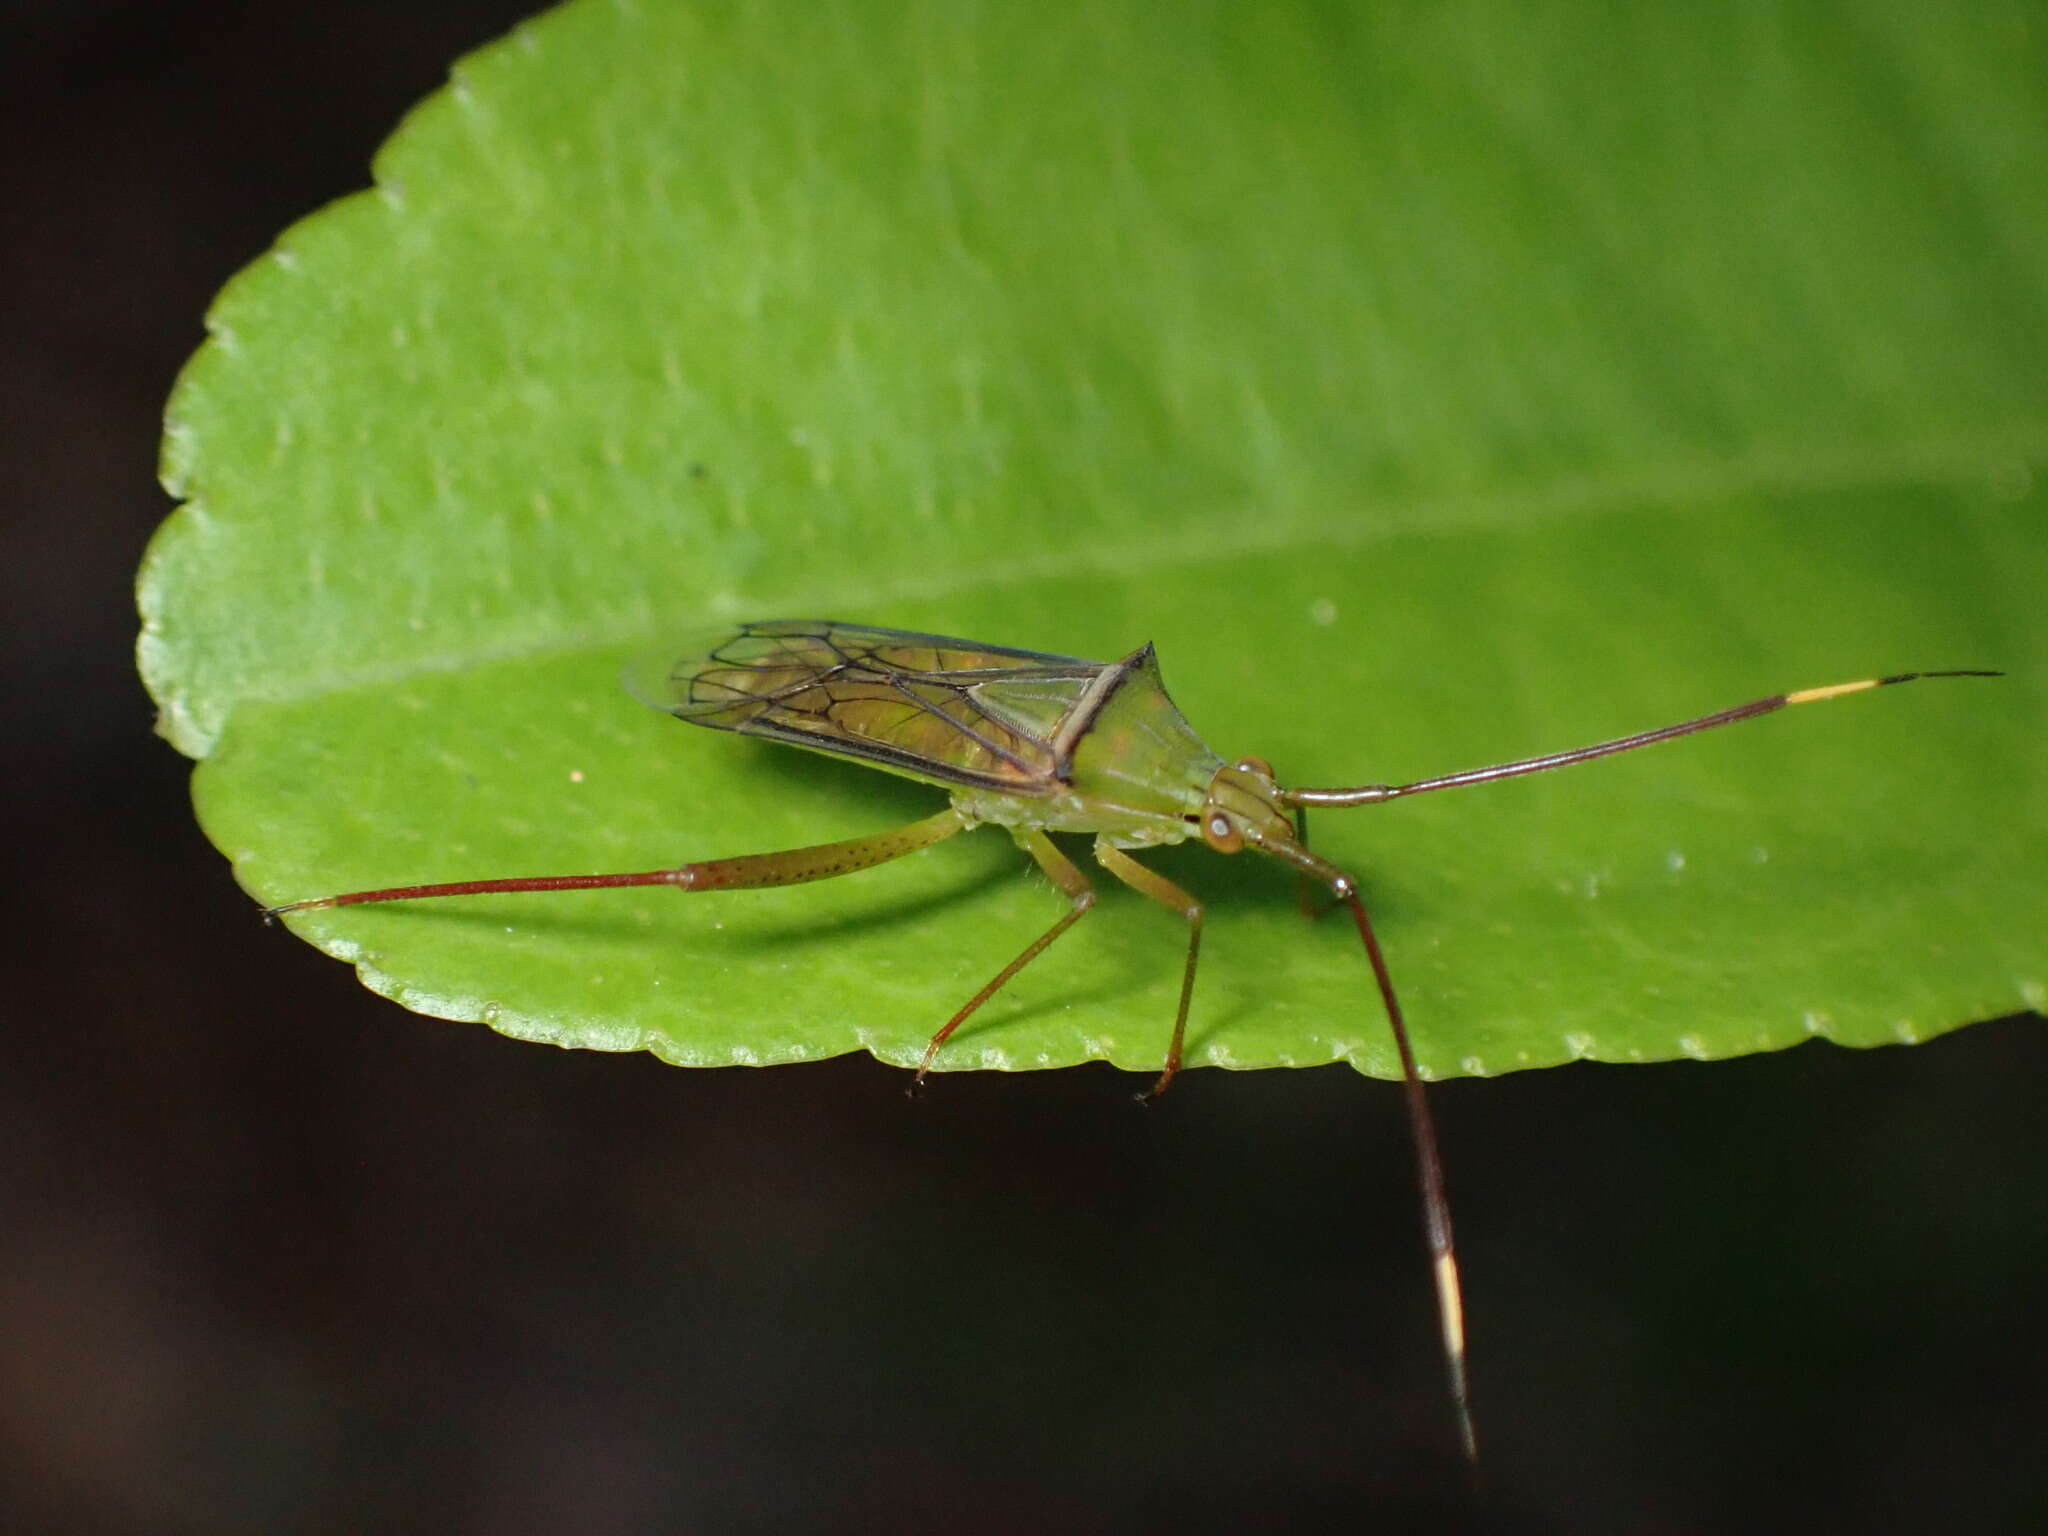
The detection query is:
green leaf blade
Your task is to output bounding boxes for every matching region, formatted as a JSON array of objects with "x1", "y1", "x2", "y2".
[{"x1": 144, "y1": 0, "x2": 2048, "y2": 1079}]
